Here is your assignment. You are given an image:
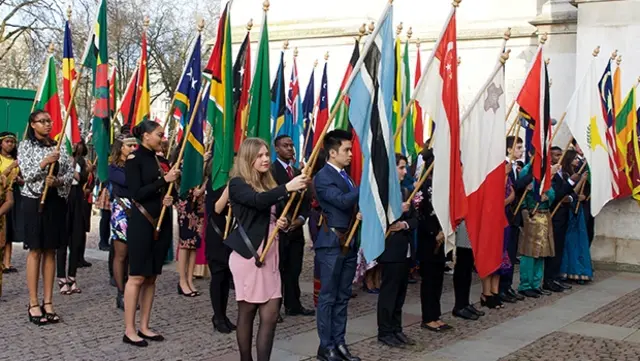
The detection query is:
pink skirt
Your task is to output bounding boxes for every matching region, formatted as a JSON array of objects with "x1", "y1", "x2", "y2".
[{"x1": 229, "y1": 208, "x2": 281, "y2": 303}]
